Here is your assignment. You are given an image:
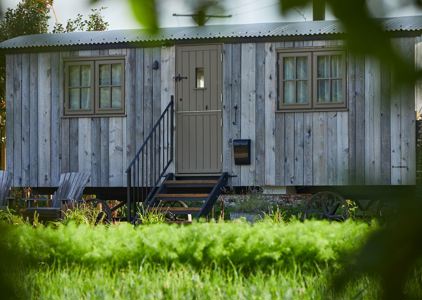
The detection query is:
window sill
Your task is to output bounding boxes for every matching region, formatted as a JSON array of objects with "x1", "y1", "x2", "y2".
[
  {"x1": 62, "y1": 114, "x2": 127, "y2": 119},
  {"x1": 277, "y1": 108, "x2": 348, "y2": 113}
]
